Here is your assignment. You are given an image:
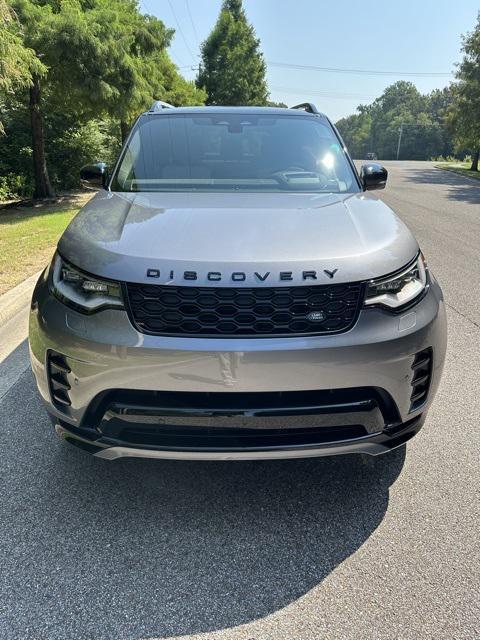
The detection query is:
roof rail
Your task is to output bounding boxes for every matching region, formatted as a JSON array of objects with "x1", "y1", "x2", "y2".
[
  {"x1": 149, "y1": 100, "x2": 175, "y2": 113},
  {"x1": 290, "y1": 102, "x2": 320, "y2": 115}
]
